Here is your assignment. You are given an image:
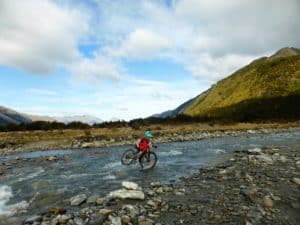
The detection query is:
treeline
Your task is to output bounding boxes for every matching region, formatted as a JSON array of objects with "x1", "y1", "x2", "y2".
[
  {"x1": 0, "y1": 121, "x2": 90, "y2": 132},
  {"x1": 1, "y1": 94, "x2": 299, "y2": 132},
  {"x1": 0, "y1": 115, "x2": 206, "y2": 132}
]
